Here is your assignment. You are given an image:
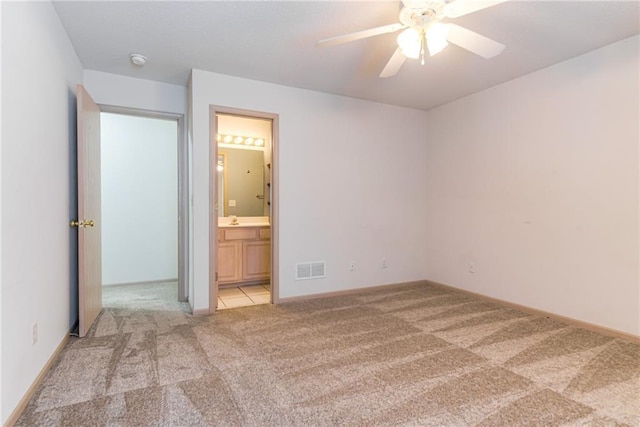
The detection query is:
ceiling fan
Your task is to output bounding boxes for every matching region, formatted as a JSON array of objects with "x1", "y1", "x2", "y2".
[{"x1": 316, "y1": 0, "x2": 508, "y2": 78}]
